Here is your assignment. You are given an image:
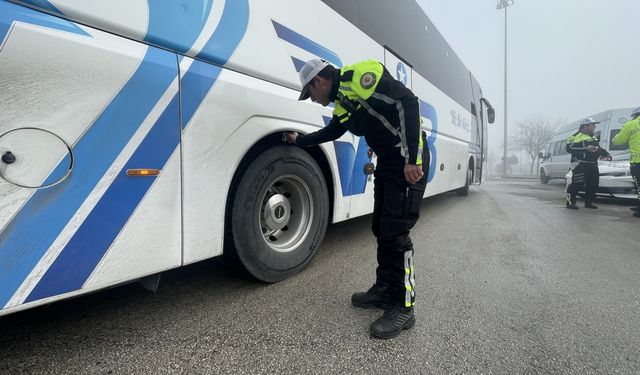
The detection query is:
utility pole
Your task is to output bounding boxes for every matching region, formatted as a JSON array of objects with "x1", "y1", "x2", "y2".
[{"x1": 496, "y1": 0, "x2": 514, "y2": 177}]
